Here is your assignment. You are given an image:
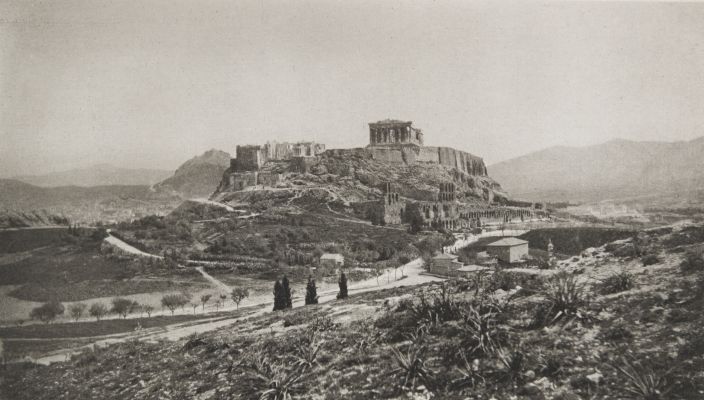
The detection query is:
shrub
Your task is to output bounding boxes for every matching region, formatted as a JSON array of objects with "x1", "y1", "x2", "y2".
[
  {"x1": 68, "y1": 303, "x2": 87, "y2": 322},
  {"x1": 408, "y1": 285, "x2": 463, "y2": 326},
  {"x1": 89, "y1": 302, "x2": 108, "y2": 321},
  {"x1": 111, "y1": 297, "x2": 138, "y2": 318},
  {"x1": 641, "y1": 254, "x2": 660, "y2": 266},
  {"x1": 680, "y1": 250, "x2": 704, "y2": 274},
  {"x1": 161, "y1": 293, "x2": 189, "y2": 315},
  {"x1": 487, "y1": 270, "x2": 517, "y2": 292},
  {"x1": 600, "y1": 271, "x2": 635, "y2": 294},
  {"x1": 600, "y1": 323, "x2": 634, "y2": 342},
  {"x1": 29, "y1": 300, "x2": 64, "y2": 323}
]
